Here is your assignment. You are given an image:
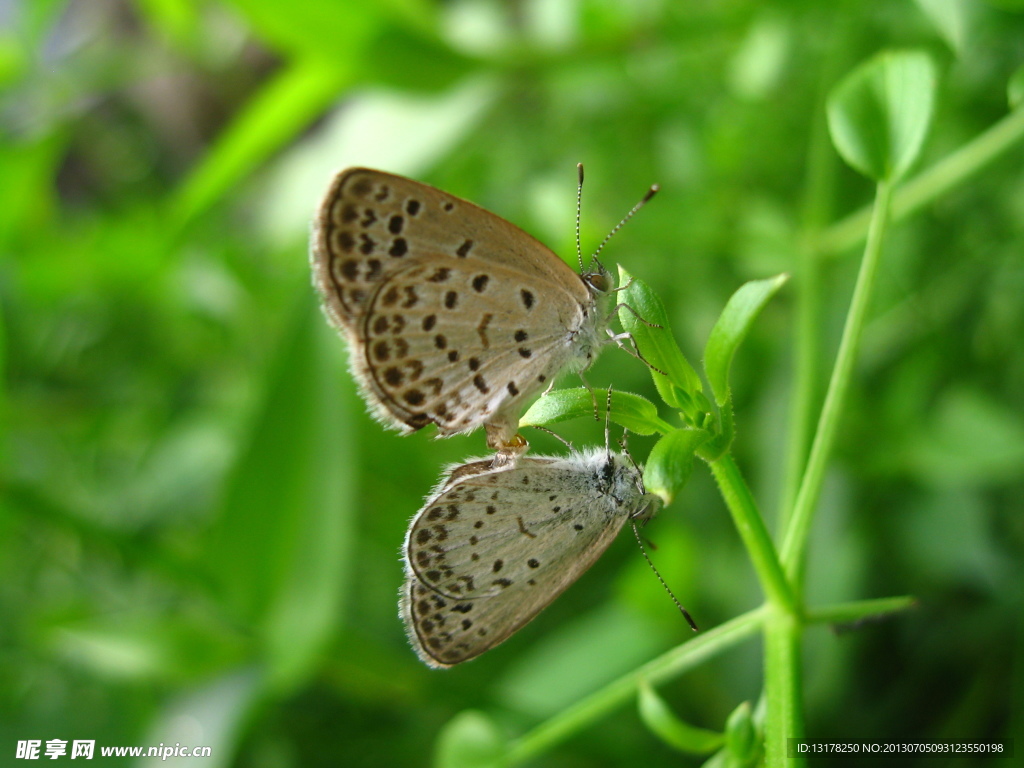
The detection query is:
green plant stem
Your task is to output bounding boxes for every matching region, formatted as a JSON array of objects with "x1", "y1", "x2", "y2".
[
  {"x1": 779, "y1": 63, "x2": 841, "y2": 530},
  {"x1": 764, "y1": 608, "x2": 804, "y2": 767},
  {"x1": 780, "y1": 180, "x2": 894, "y2": 582},
  {"x1": 704, "y1": 452, "x2": 806, "y2": 762},
  {"x1": 814, "y1": 106, "x2": 1024, "y2": 256},
  {"x1": 505, "y1": 607, "x2": 766, "y2": 765},
  {"x1": 707, "y1": 454, "x2": 797, "y2": 616},
  {"x1": 779, "y1": 253, "x2": 822, "y2": 535},
  {"x1": 805, "y1": 595, "x2": 917, "y2": 625},
  {"x1": 760, "y1": 593, "x2": 916, "y2": 767}
]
